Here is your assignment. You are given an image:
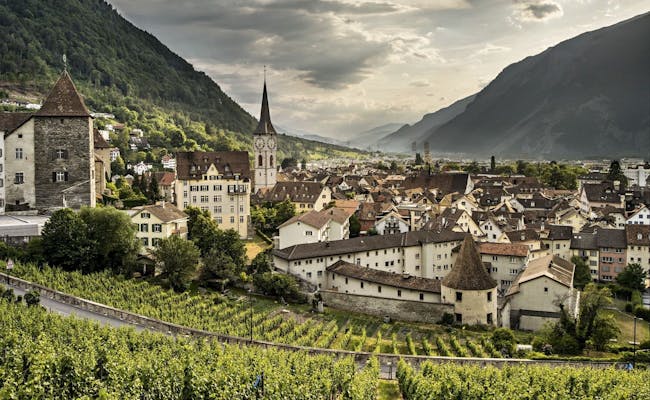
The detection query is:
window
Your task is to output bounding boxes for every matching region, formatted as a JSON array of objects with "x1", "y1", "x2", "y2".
[
  {"x1": 345, "y1": 278, "x2": 348, "y2": 284},
  {"x1": 152, "y1": 224, "x2": 162, "y2": 233},
  {"x1": 317, "y1": 271, "x2": 323, "y2": 277},
  {"x1": 486, "y1": 313, "x2": 493, "y2": 325},
  {"x1": 544, "y1": 287, "x2": 548, "y2": 292},
  {"x1": 152, "y1": 238, "x2": 161, "y2": 246},
  {"x1": 14, "y1": 172, "x2": 24, "y2": 184},
  {"x1": 419, "y1": 293, "x2": 424, "y2": 301},
  {"x1": 397, "y1": 289, "x2": 402, "y2": 297},
  {"x1": 15, "y1": 148, "x2": 23, "y2": 159},
  {"x1": 215, "y1": 206, "x2": 222, "y2": 214},
  {"x1": 455, "y1": 313, "x2": 462, "y2": 323},
  {"x1": 54, "y1": 149, "x2": 68, "y2": 159},
  {"x1": 360, "y1": 282, "x2": 364, "y2": 289},
  {"x1": 455, "y1": 292, "x2": 462, "y2": 302},
  {"x1": 0, "y1": 178, "x2": 3, "y2": 188},
  {"x1": 269, "y1": 155, "x2": 274, "y2": 167},
  {"x1": 141, "y1": 238, "x2": 149, "y2": 246},
  {"x1": 306, "y1": 272, "x2": 312, "y2": 278},
  {"x1": 140, "y1": 224, "x2": 148, "y2": 232},
  {"x1": 377, "y1": 286, "x2": 382, "y2": 293},
  {"x1": 229, "y1": 216, "x2": 235, "y2": 223},
  {"x1": 53, "y1": 171, "x2": 68, "y2": 182},
  {"x1": 487, "y1": 292, "x2": 492, "y2": 302},
  {"x1": 258, "y1": 155, "x2": 263, "y2": 167}
]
